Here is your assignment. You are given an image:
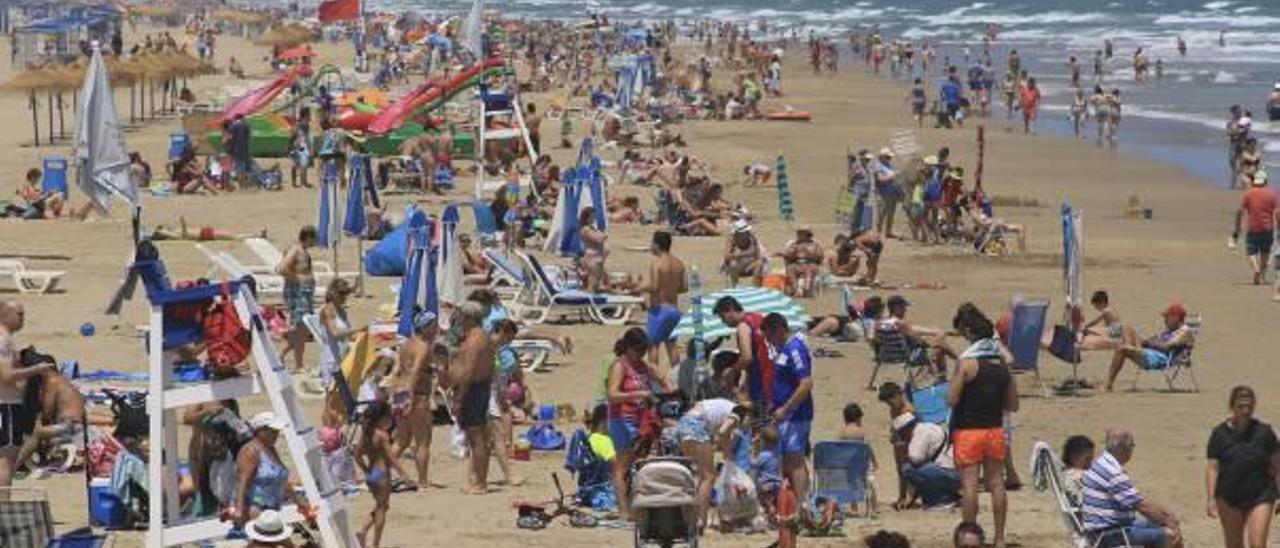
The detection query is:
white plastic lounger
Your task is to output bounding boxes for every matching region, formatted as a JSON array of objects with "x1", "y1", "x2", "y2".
[
  {"x1": 514, "y1": 251, "x2": 641, "y2": 326},
  {"x1": 0, "y1": 259, "x2": 65, "y2": 294},
  {"x1": 243, "y1": 237, "x2": 357, "y2": 280}
]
